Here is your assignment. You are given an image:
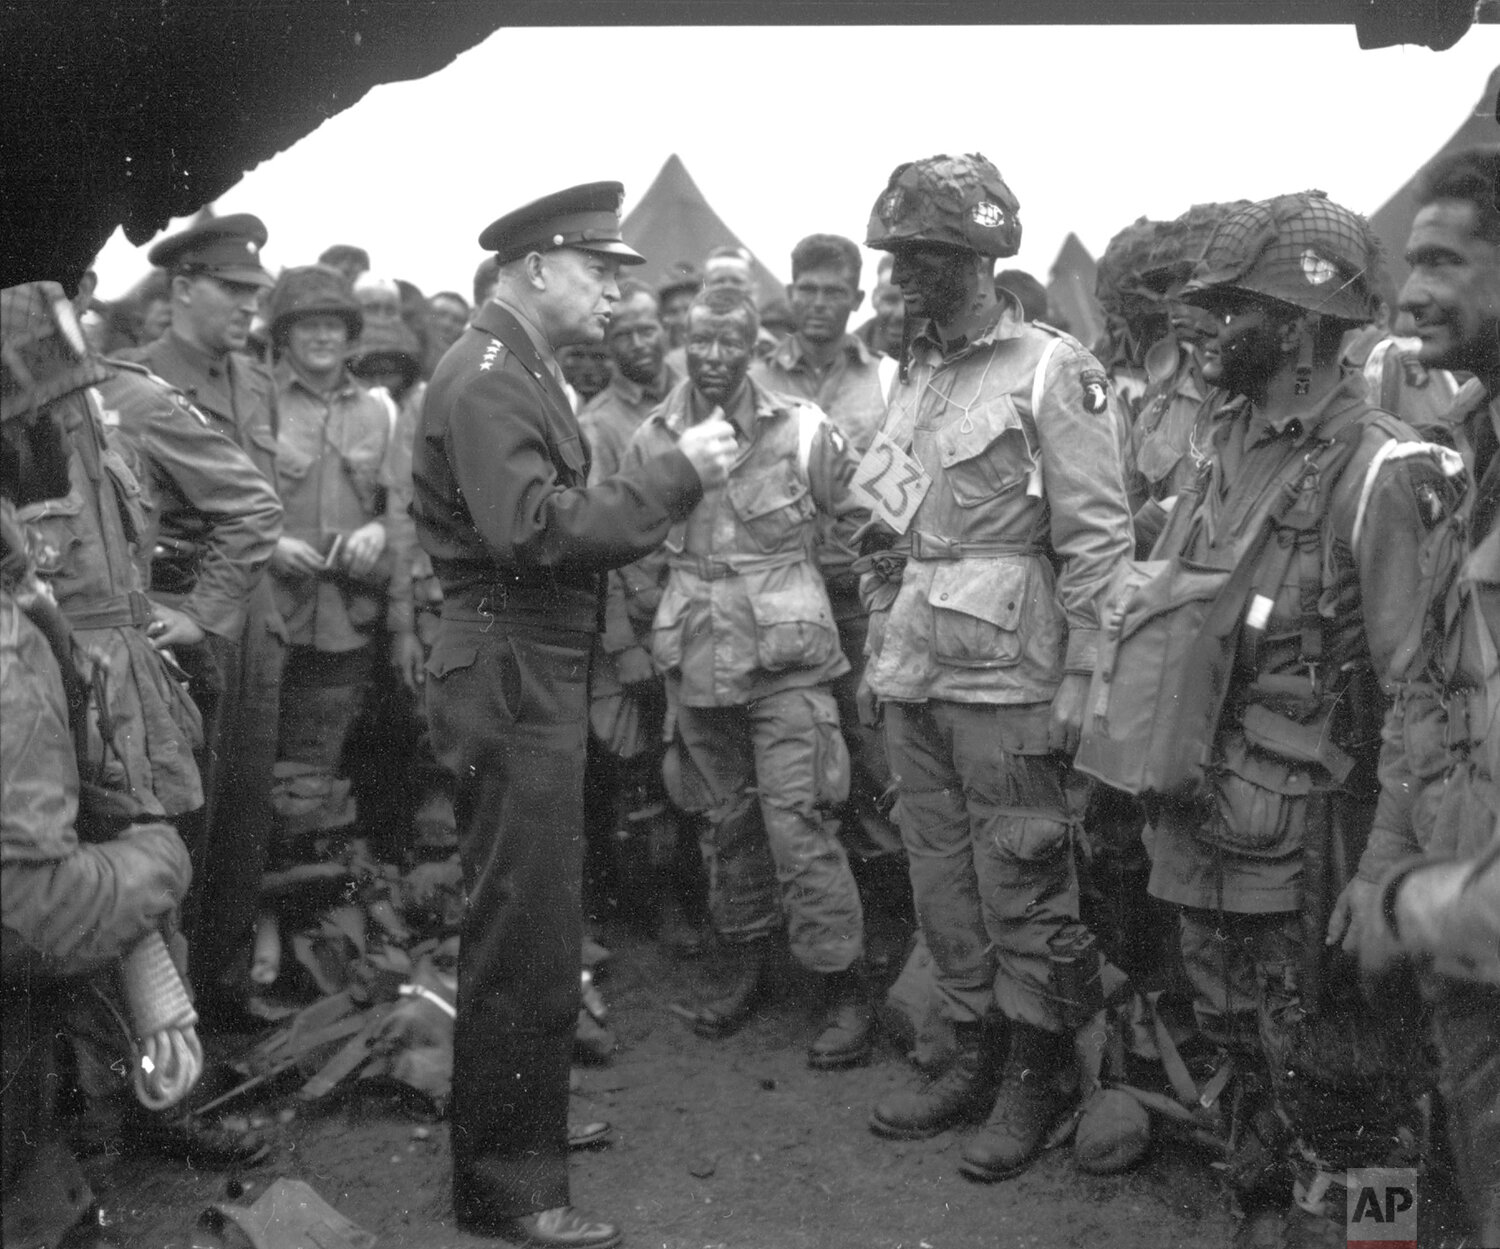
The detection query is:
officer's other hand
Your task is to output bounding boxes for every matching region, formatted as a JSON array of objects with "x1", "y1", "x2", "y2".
[
  {"x1": 341, "y1": 522, "x2": 388, "y2": 580},
  {"x1": 272, "y1": 535, "x2": 324, "y2": 578},
  {"x1": 615, "y1": 645, "x2": 656, "y2": 687},
  {"x1": 1048, "y1": 672, "x2": 1089, "y2": 756},
  {"x1": 391, "y1": 631, "x2": 425, "y2": 694},
  {"x1": 1326, "y1": 876, "x2": 1377, "y2": 952},
  {"x1": 855, "y1": 675, "x2": 882, "y2": 729},
  {"x1": 147, "y1": 604, "x2": 205, "y2": 650},
  {"x1": 678, "y1": 417, "x2": 737, "y2": 488}
]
